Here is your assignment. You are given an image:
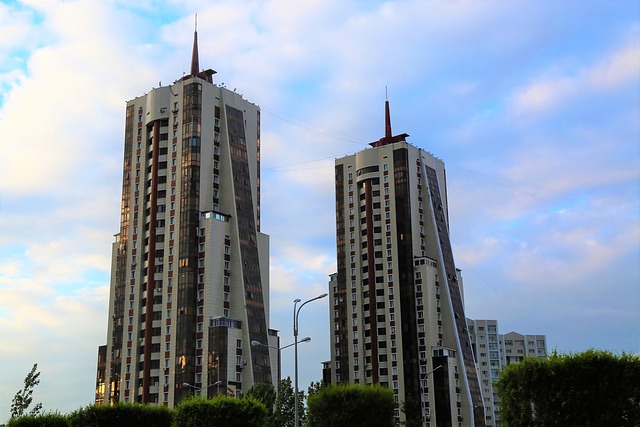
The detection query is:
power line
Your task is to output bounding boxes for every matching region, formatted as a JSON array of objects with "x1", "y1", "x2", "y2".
[{"x1": 260, "y1": 106, "x2": 369, "y2": 146}]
